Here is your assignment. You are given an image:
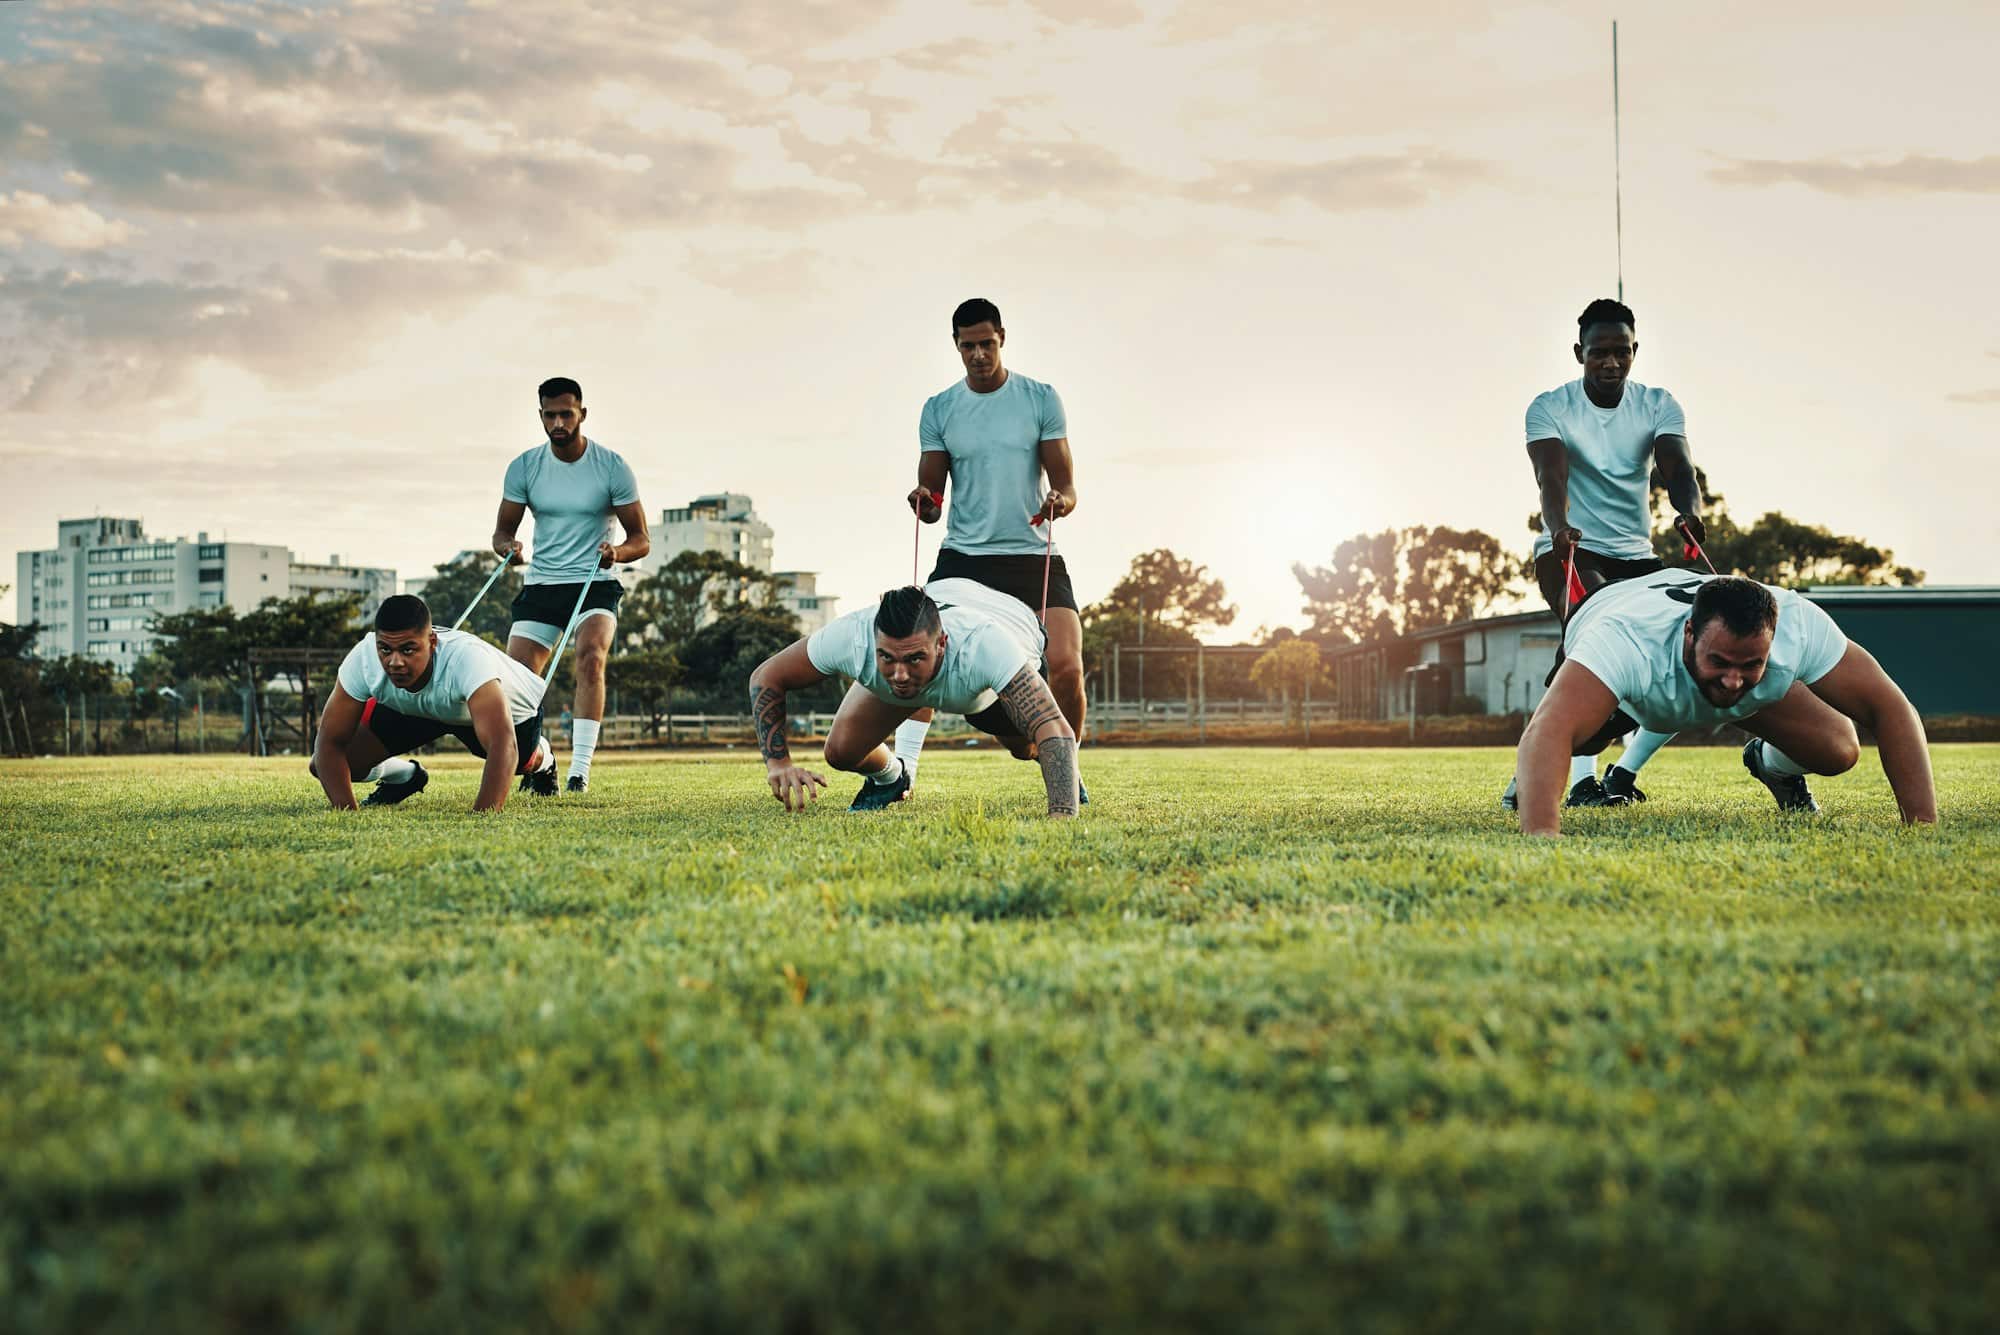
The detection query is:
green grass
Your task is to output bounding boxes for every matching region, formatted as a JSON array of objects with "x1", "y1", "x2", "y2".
[{"x1": 3, "y1": 746, "x2": 1997, "y2": 1334}]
